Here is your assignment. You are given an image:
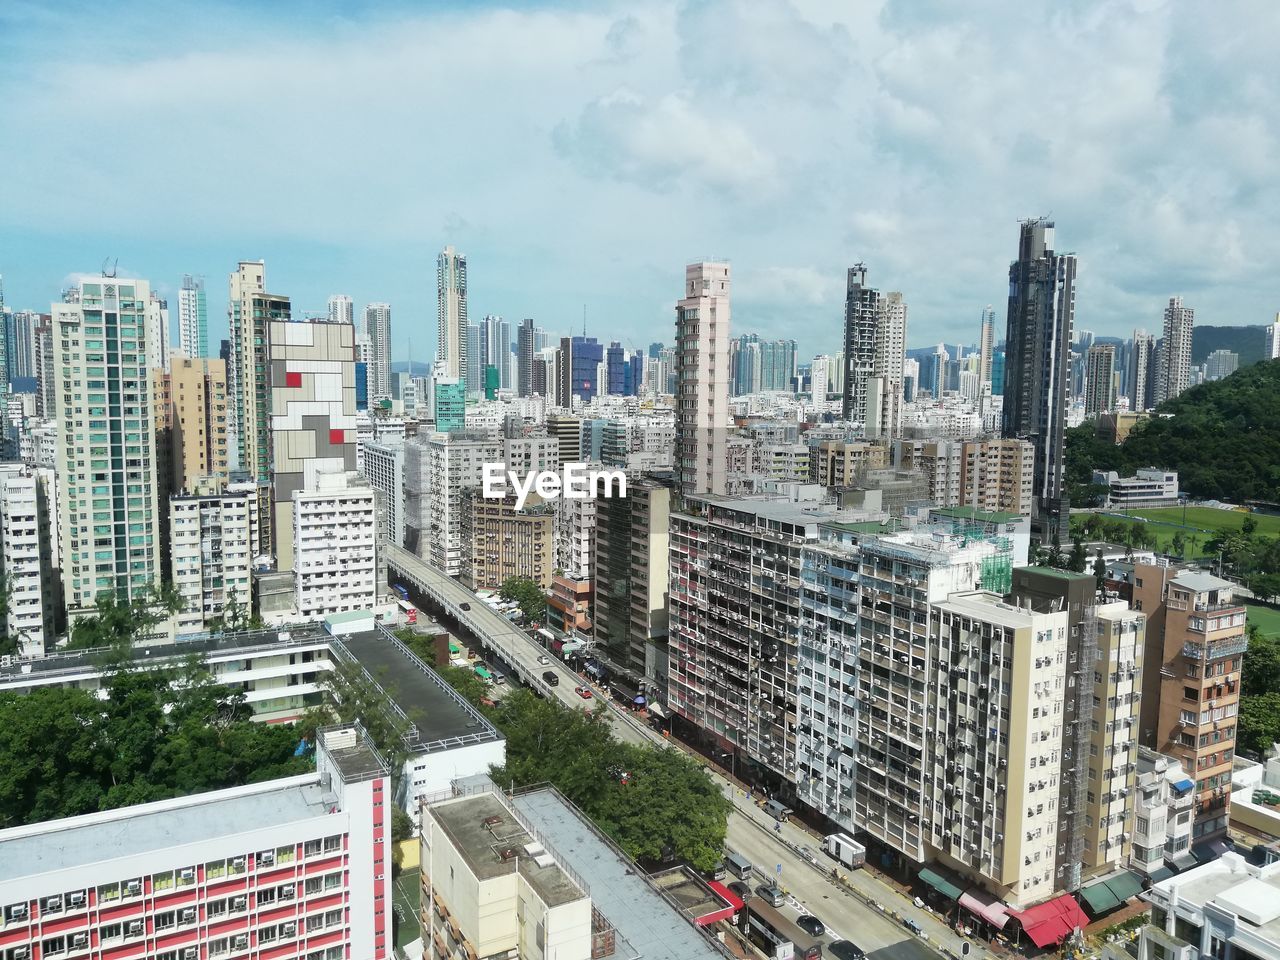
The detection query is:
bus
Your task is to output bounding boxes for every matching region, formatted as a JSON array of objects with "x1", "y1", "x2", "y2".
[
  {"x1": 744, "y1": 900, "x2": 821, "y2": 960},
  {"x1": 392, "y1": 583, "x2": 410, "y2": 601},
  {"x1": 396, "y1": 599, "x2": 417, "y2": 624}
]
